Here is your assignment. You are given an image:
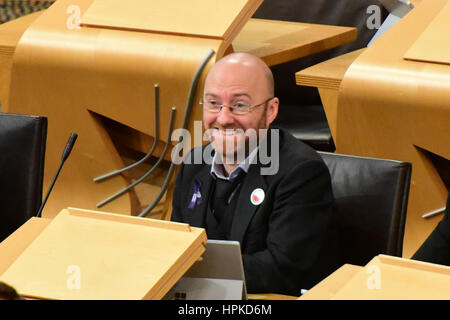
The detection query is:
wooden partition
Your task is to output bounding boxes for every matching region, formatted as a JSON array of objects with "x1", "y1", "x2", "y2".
[
  {"x1": 4, "y1": 0, "x2": 262, "y2": 219},
  {"x1": 337, "y1": 0, "x2": 450, "y2": 257},
  {"x1": 0, "y1": 208, "x2": 207, "y2": 300}
]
